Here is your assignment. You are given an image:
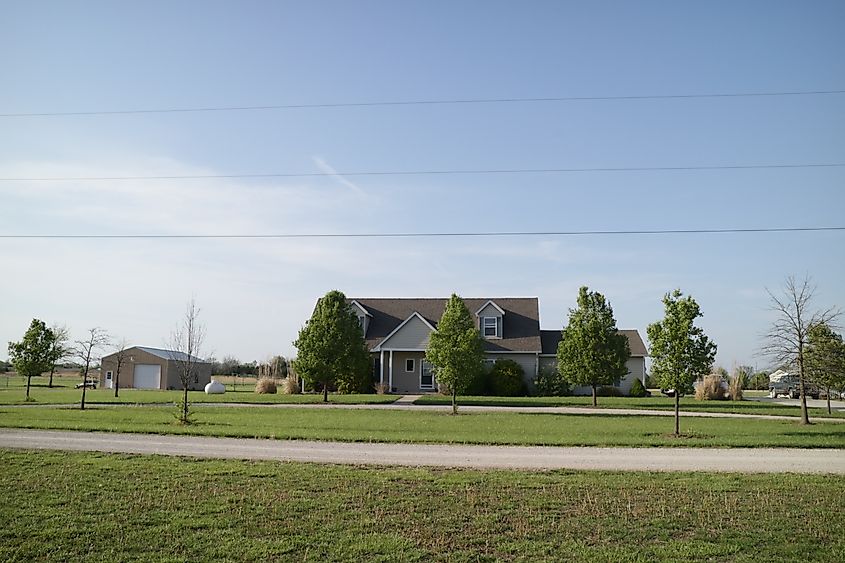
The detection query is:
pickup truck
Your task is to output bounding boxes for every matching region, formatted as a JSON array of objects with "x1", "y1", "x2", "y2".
[{"x1": 768, "y1": 373, "x2": 819, "y2": 399}]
